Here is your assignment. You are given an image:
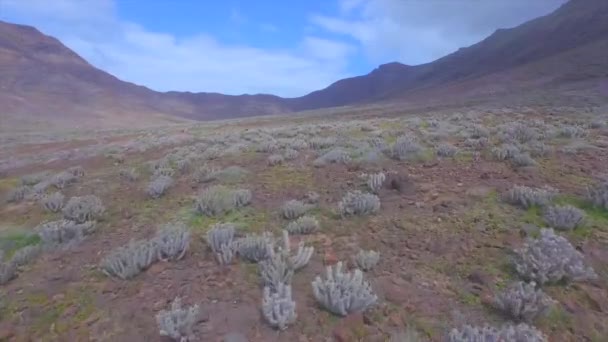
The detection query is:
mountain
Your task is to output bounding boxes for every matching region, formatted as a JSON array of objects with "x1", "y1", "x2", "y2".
[{"x1": 1, "y1": 0, "x2": 607, "y2": 131}]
